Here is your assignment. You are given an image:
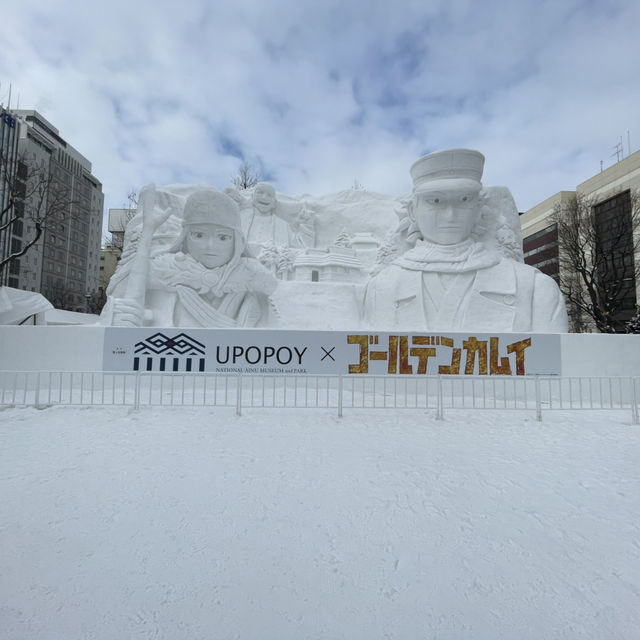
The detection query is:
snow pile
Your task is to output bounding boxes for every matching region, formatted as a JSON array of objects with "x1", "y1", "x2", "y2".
[{"x1": 1, "y1": 406, "x2": 638, "y2": 639}]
